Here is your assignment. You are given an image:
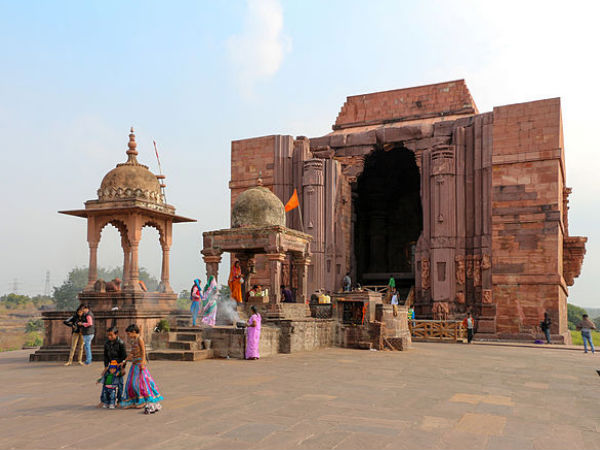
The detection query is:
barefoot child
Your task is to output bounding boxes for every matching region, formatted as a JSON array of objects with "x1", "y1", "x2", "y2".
[
  {"x1": 97, "y1": 360, "x2": 121, "y2": 409},
  {"x1": 121, "y1": 324, "x2": 163, "y2": 414}
]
